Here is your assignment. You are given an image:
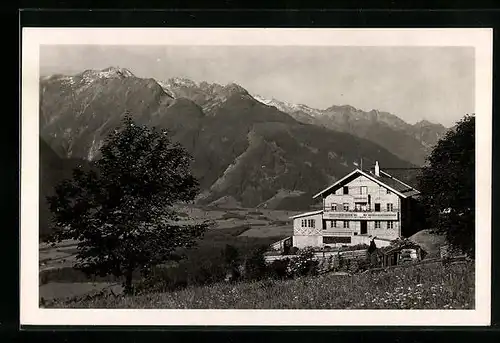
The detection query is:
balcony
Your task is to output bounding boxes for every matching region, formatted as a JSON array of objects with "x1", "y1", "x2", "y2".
[
  {"x1": 323, "y1": 209, "x2": 399, "y2": 220},
  {"x1": 352, "y1": 194, "x2": 369, "y2": 202}
]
